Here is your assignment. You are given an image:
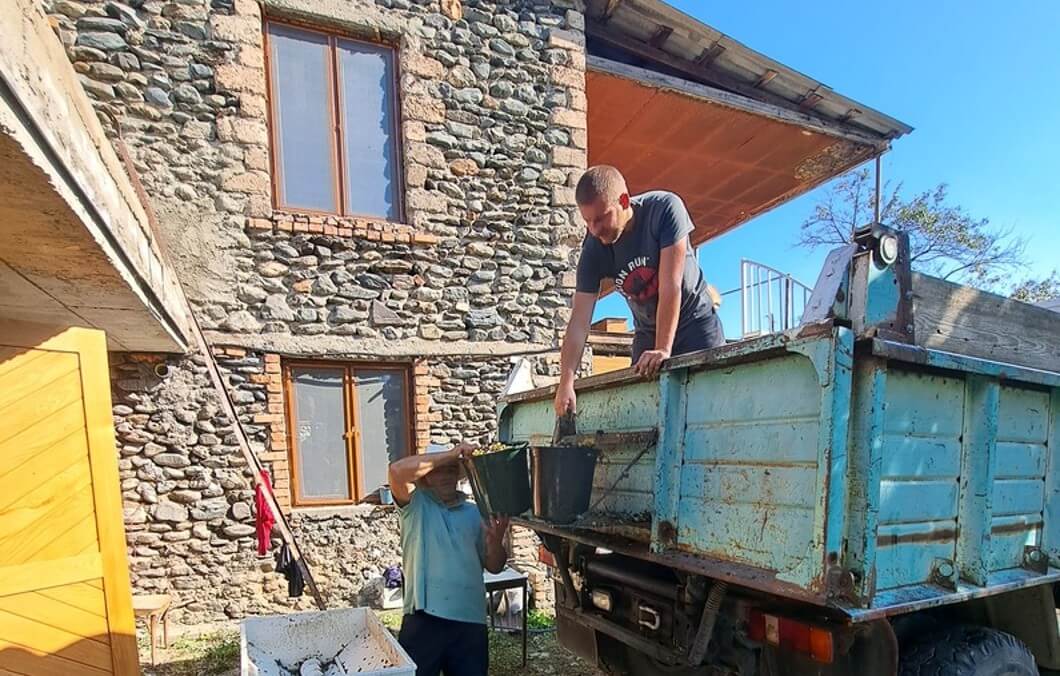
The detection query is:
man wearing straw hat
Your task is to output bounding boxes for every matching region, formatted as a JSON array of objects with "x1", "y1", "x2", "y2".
[{"x1": 389, "y1": 442, "x2": 509, "y2": 676}]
